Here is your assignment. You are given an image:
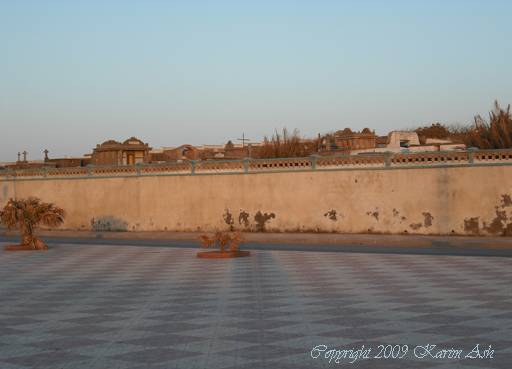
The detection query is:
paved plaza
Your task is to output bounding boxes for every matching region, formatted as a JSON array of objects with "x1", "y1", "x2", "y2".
[{"x1": 0, "y1": 243, "x2": 511, "y2": 369}]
